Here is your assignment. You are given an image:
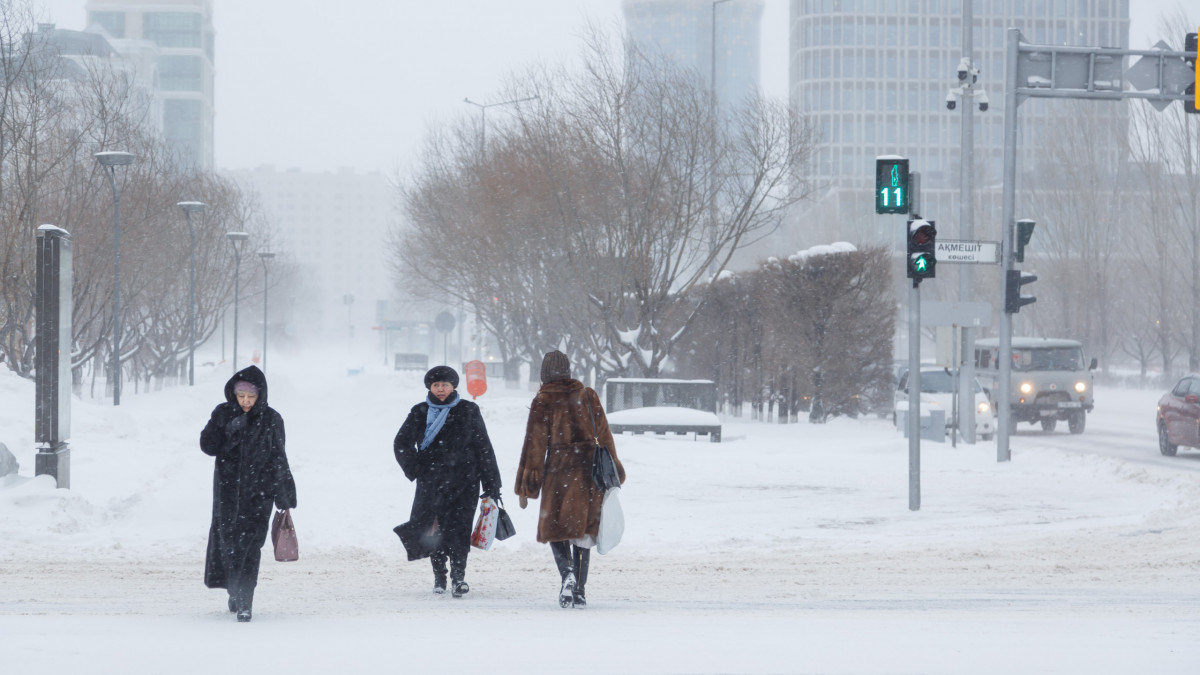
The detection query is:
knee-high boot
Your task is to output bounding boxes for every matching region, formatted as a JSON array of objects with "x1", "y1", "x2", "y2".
[
  {"x1": 550, "y1": 541, "x2": 575, "y2": 607},
  {"x1": 572, "y1": 545, "x2": 590, "y2": 607},
  {"x1": 550, "y1": 541, "x2": 574, "y2": 579}
]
